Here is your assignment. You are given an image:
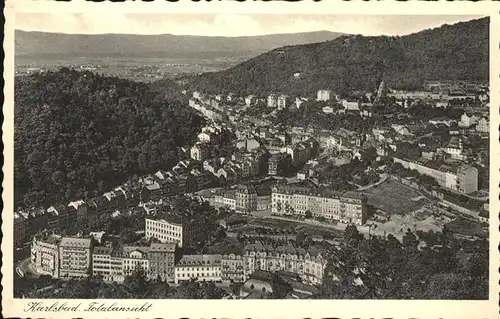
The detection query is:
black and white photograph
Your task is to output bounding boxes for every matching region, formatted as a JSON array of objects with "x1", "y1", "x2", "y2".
[{"x1": 10, "y1": 12, "x2": 493, "y2": 303}]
